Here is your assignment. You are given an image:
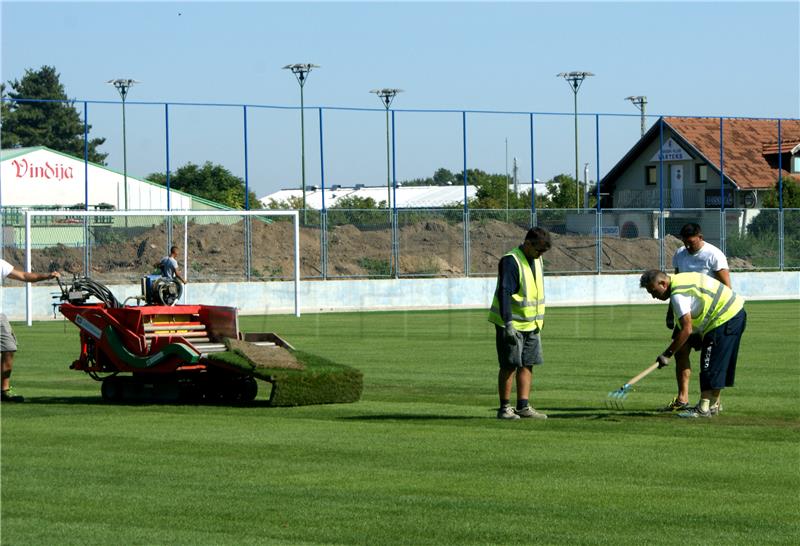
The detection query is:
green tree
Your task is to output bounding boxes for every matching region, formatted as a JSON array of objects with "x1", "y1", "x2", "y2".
[
  {"x1": 147, "y1": 162, "x2": 262, "y2": 210},
  {"x1": 400, "y1": 167, "x2": 457, "y2": 187},
  {"x1": 1, "y1": 66, "x2": 107, "y2": 163},
  {"x1": 748, "y1": 176, "x2": 800, "y2": 245},
  {"x1": 330, "y1": 195, "x2": 379, "y2": 209},
  {"x1": 465, "y1": 168, "x2": 543, "y2": 210},
  {"x1": 263, "y1": 195, "x2": 305, "y2": 210},
  {"x1": 760, "y1": 176, "x2": 800, "y2": 208}
]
